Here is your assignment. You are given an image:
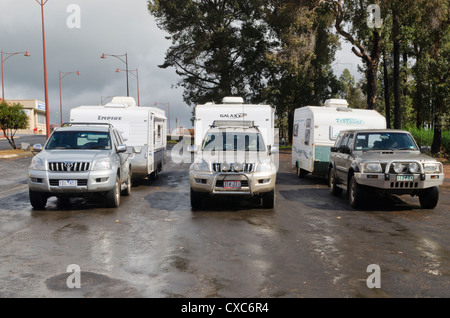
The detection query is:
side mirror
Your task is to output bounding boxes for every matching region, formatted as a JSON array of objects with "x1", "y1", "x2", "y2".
[
  {"x1": 117, "y1": 144, "x2": 127, "y2": 153},
  {"x1": 420, "y1": 145, "x2": 431, "y2": 153},
  {"x1": 32, "y1": 144, "x2": 43, "y2": 153},
  {"x1": 340, "y1": 145, "x2": 351, "y2": 154},
  {"x1": 269, "y1": 146, "x2": 278, "y2": 155}
]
